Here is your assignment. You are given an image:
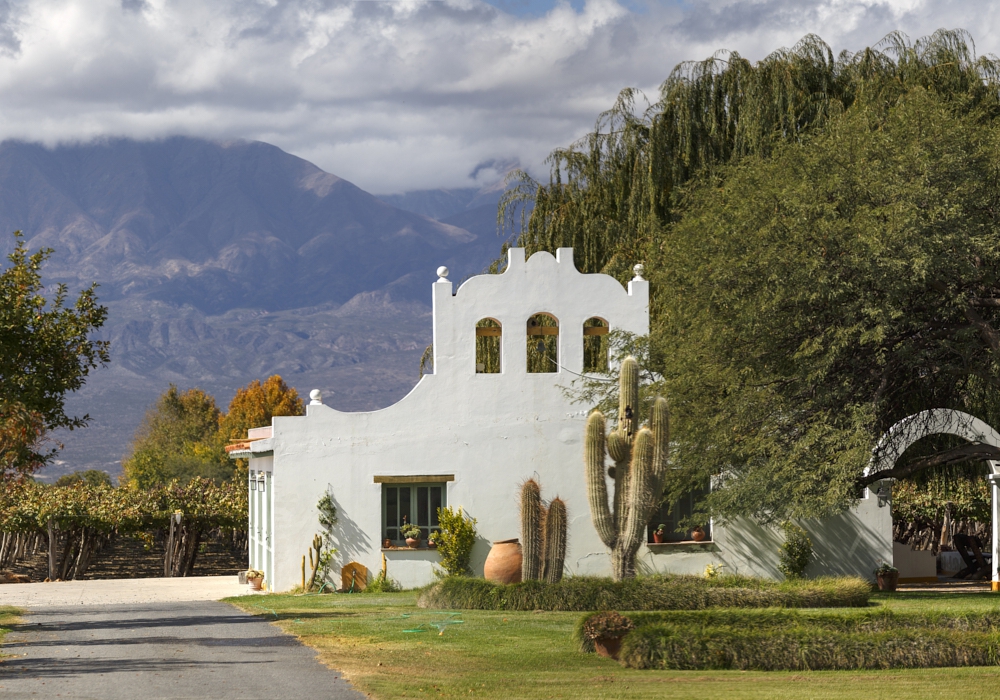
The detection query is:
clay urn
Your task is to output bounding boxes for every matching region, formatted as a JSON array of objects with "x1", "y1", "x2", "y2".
[
  {"x1": 484, "y1": 538, "x2": 523, "y2": 584},
  {"x1": 691, "y1": 526, "x2": 706, "y2": 542}
]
